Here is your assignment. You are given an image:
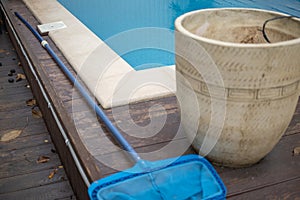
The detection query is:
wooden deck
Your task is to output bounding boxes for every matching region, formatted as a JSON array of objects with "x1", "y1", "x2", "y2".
[
  {"x1": 1, "y1": 0, "x2": 300, "y2": 199},
  {"x1": 0, "y1": 13, "x2": 76, "y2": 200}
]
